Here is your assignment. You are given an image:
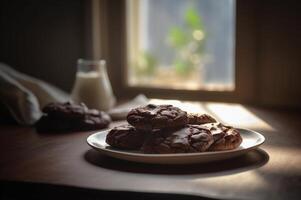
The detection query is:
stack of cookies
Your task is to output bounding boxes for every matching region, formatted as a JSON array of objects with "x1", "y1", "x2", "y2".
[{"x1": 106, "y1": 104, "x2": 242, "y2": 154}]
